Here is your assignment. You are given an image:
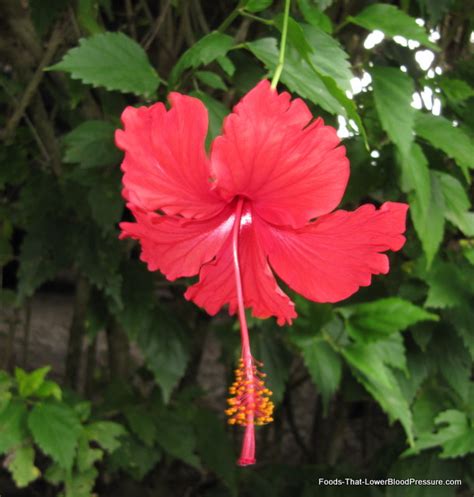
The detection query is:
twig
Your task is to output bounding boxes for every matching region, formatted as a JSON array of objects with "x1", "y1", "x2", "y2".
[
  {"x1": 2, "y1": 19, "x2": 64, "y2": 141},
  {"x1": 141, "y1": 0, "x2": 172, "y2": 50},
  {"x1": 125, "y1": 0, "x2": 137, "y2": 39}
]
